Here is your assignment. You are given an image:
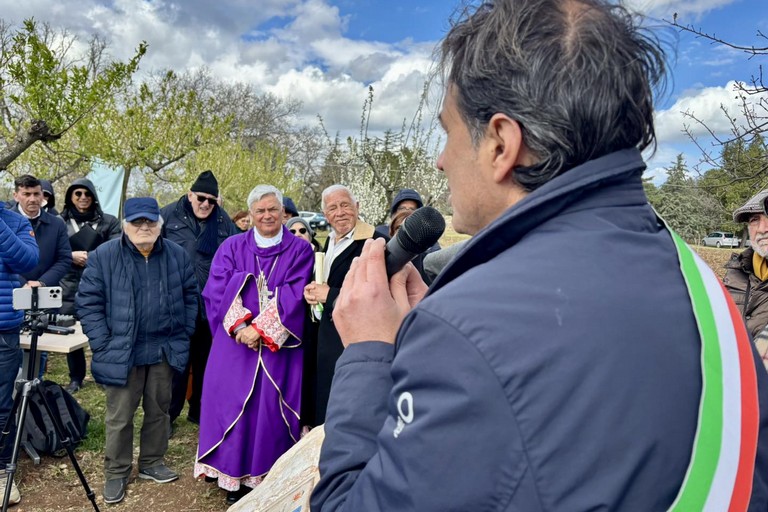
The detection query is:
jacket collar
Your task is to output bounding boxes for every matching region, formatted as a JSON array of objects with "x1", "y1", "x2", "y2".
[
  {"x1": 121, "y1": 232, "x2": 165, "y2": 255},
  {"x1": 431, "y1": 149, "x2": 647, "y2": 292},
  {"x1": 14, "y1": 204, "x2": 51, "y2": 224},
  {"x1": 352, "y1": 219, "x2": 375, "y2": 241},
  {"x1": 726, "y1": 248, "x2": 755, "y2": 274}
]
